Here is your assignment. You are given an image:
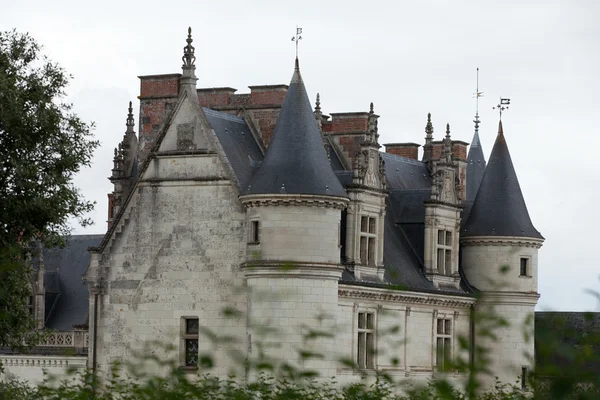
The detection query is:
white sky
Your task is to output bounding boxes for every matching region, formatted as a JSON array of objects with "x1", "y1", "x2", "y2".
[{"x1": 2, "y1": 0, "x2": 599, "y2": 311}]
